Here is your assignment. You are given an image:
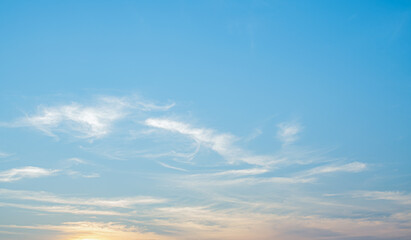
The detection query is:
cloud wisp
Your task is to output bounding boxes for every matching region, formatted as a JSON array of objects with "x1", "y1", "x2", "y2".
[
  {"x1": 0, "y1": 151, "x2": 12, "y2": 158},
  {"x1": 145, "y1": 118, "x2": 277, "y2": 166},
  {"x1": 145, "y1": 118, "x2": 367, "y2": 191},
  {"x1": 4, "y1": 96, "x2": 174, "y2": 139},
  {"x1": 0, "y1": 188, "x2": 167, "y2": 208},
  {"x1": 301, "y1": 162, "x2": 367, "y2": 177},
  {"x1": 0, "y1": 188, "x2": 168, "y2": 217},
  {"x1": 158, "y1": 162, "x2": 189, "y2": 172},
  {"x1": 277, "y1": 122, "x2": 301, "y2": 145},
  {"x1": 353, "y1": 191, "x2": 411, "y2": 205},
  {"x1": 0, "y1": 167, "x2": 58, "y2": 182},
  {"x1": 0, "y1": 202, "x2": 126, "y2": 216}
]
